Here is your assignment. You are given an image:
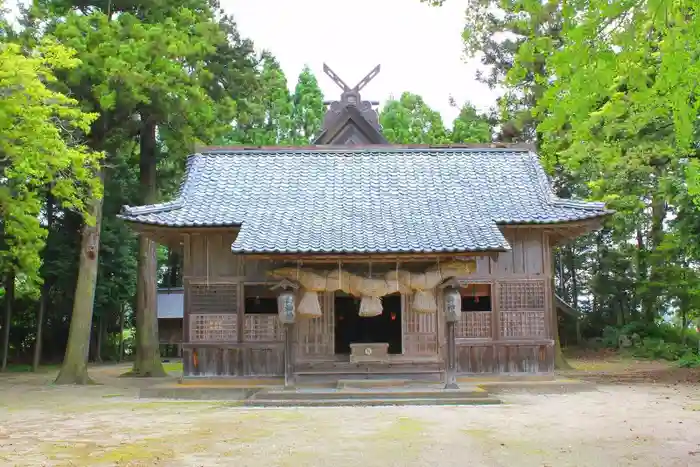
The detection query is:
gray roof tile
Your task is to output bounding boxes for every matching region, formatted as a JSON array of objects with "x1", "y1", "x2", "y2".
[{"x1": 119, "y1": 147, "x2": 612, "y2": 254}]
